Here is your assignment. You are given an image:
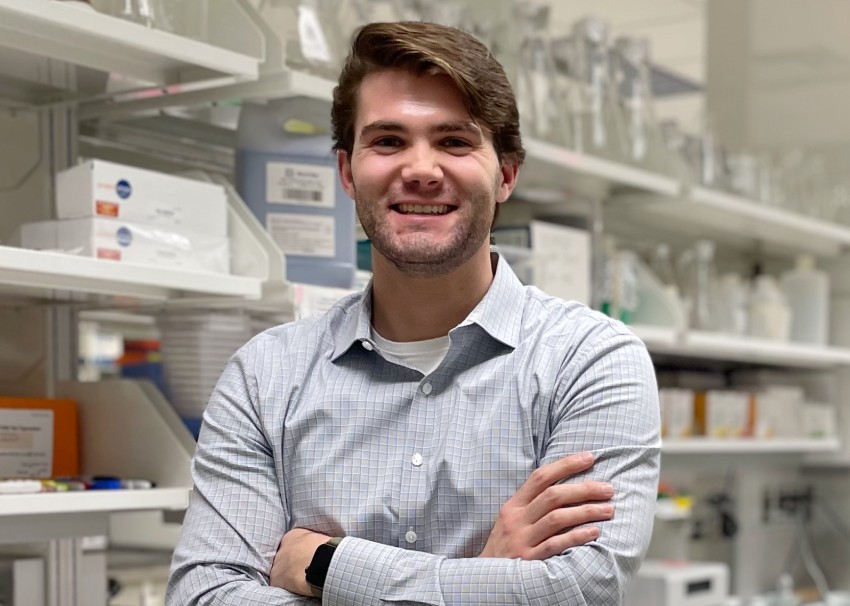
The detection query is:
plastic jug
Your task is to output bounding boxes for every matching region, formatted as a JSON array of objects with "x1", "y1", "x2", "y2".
[
  {"x1": 781, "y1": 254, "x2": 830, "y2": 345},
  {"x1": 235, "y1": 97, "x2": 356, "y2": 289}
]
